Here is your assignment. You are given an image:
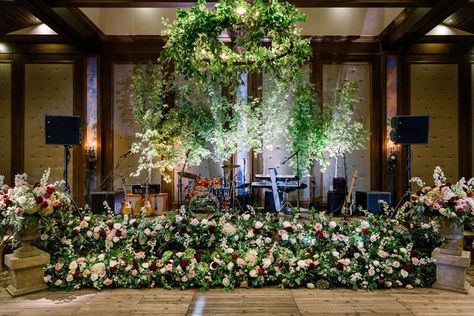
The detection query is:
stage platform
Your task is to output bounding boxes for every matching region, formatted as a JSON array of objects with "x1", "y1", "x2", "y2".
[{"x1": 1, "y1": 286, "x2": 473, "y2": 315}]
